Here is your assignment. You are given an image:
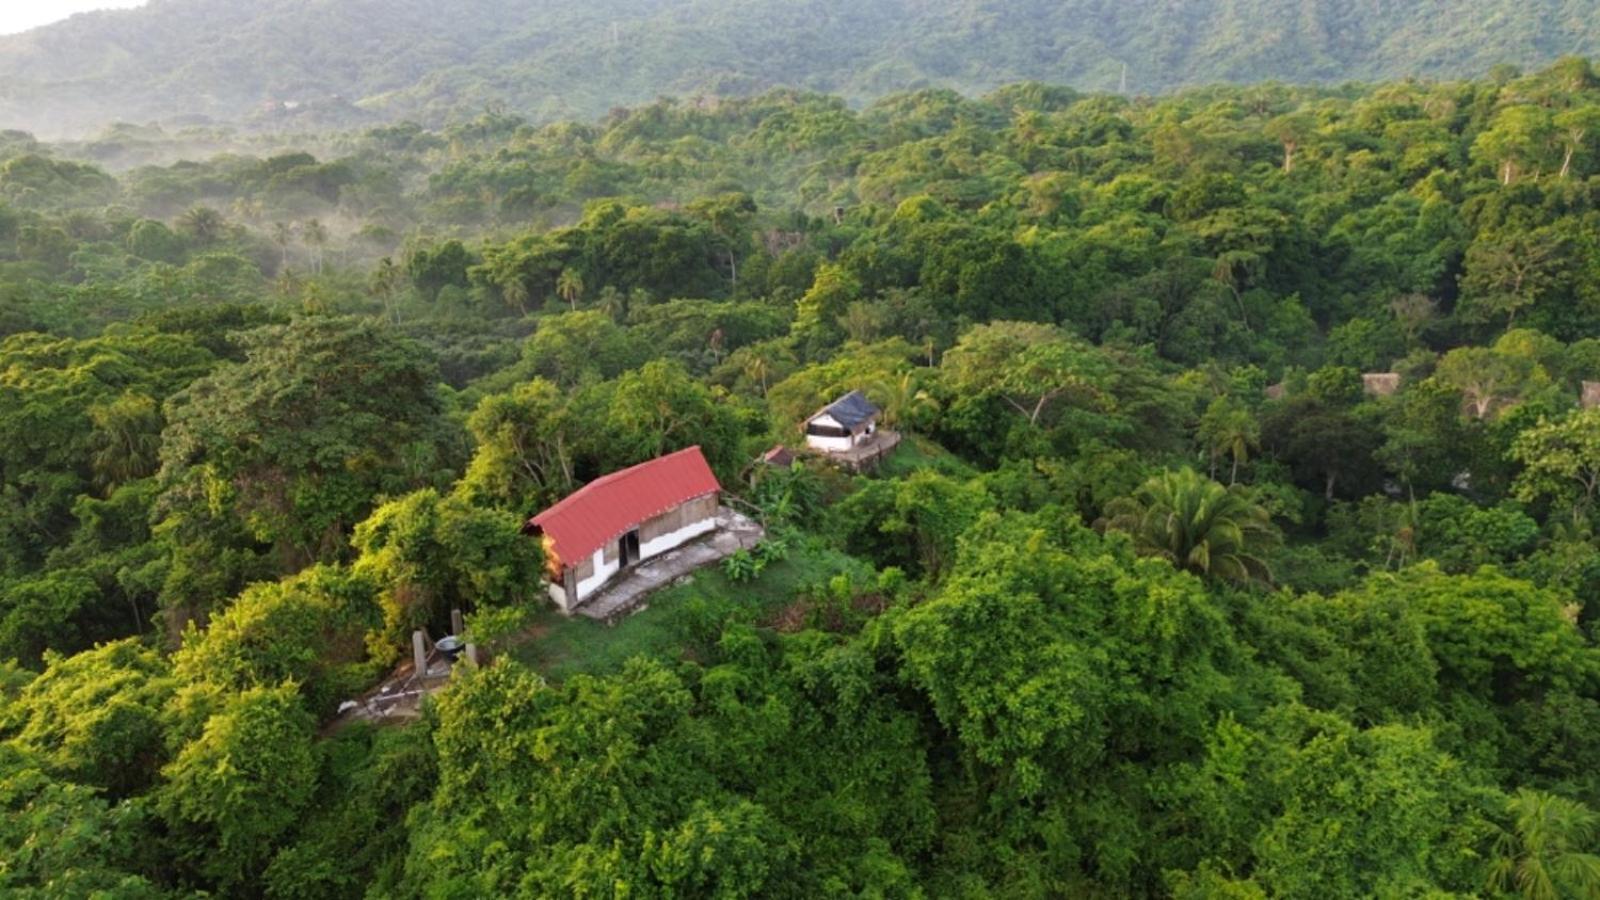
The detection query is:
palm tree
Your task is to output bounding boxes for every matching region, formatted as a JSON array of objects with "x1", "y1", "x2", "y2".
[
  {"x1": 370, "y1": 257, "x2": 403, "y2": 324},
  {"x1": 1196, "y1": 397, "x2": 1260, "y2": 485},
  {"x1": 556, "y1": 268, "x2": 584, "y2": 311},
  {"x1": 502, "y1": 278, "x2": 530, "y2": 316},
  {"x1": 179, "y1": 206, "x2": 226, "y2": 245},
  {"x1": 596, "y1": 285, "x2": 628, "y2": 322},
  {"x1": 301, "y1": 219, "x2": 329, "y2": 274},
  {"x1": 870, "y1": 371, "x2": 939, "y2": 433},
  {"x1": 1101, "y1": 467, "x2": 1278, "y2": 585},
  {"x1": 270, "y1": 222, "x2": 294, "y2": 271},
  {"x1": 230, "y1": 197, "x2": 263, "y2": 222},
  {"x1": 741, "y1": 349, "x2": 774, "y2": 397},
  {"x1": 1489, "y1": 789, "x2": 1600, "y2": 900},
  {"x1": 88, "y1": 393, "x2": 162, "y2": 493}
]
